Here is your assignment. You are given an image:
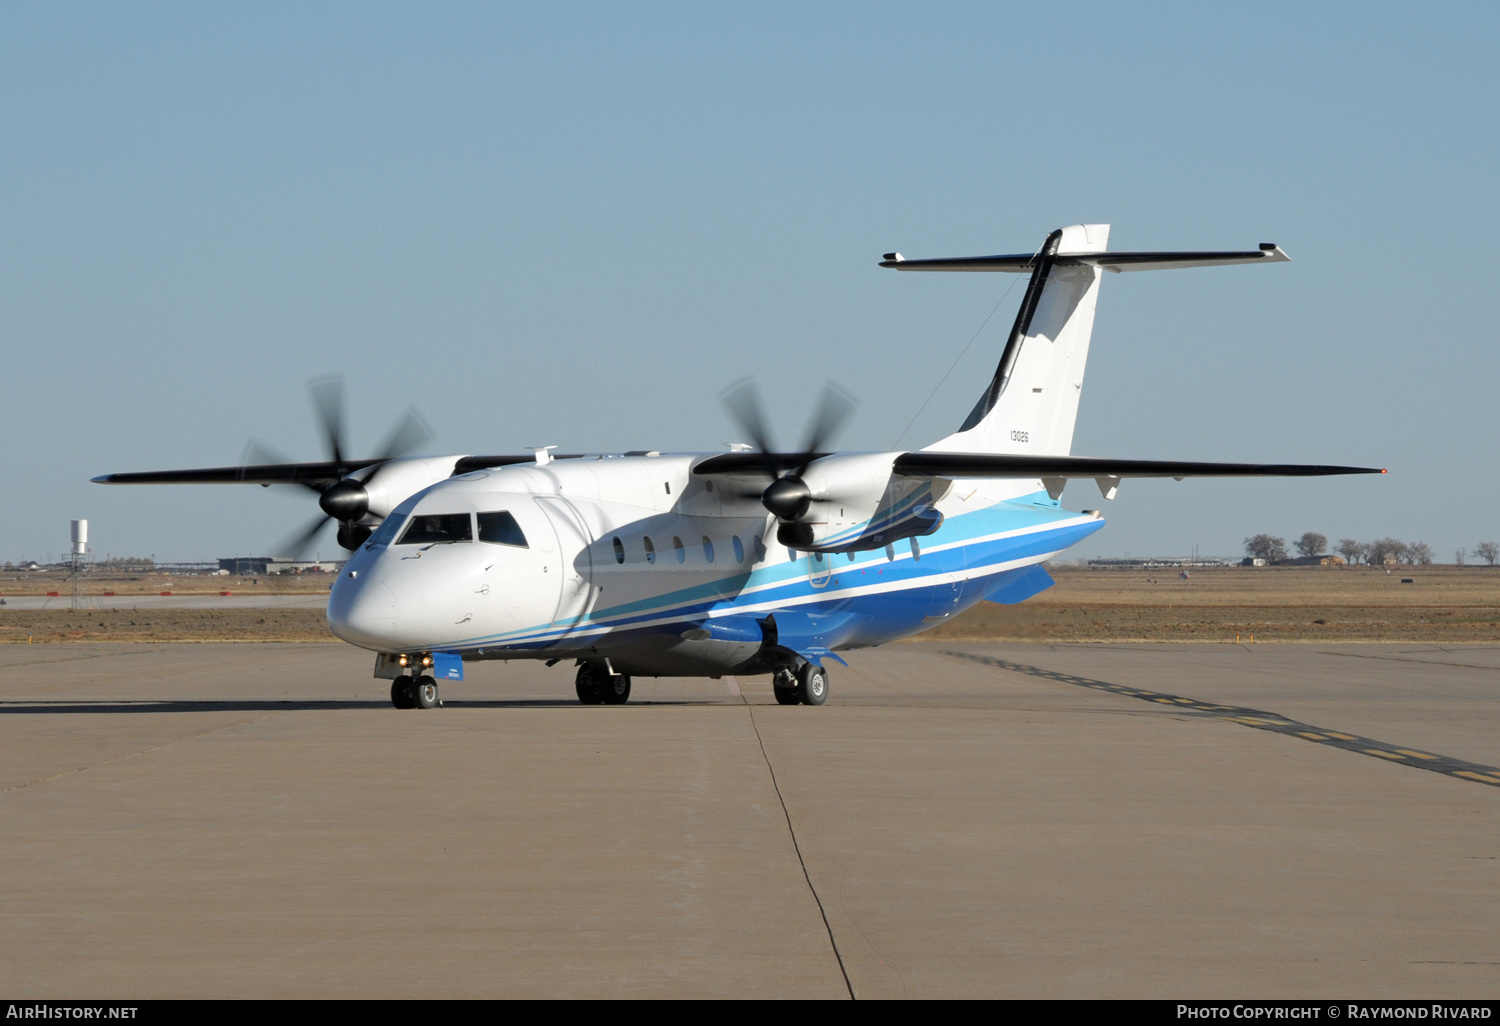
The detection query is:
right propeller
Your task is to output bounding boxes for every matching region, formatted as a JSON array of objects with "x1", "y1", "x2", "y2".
[
  {"x1": 721, "y1": 378, "x2": 857, "y2": 547},
  {"x1": 259, "y1": 377, "x2": 432, "y2": 557}
]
